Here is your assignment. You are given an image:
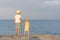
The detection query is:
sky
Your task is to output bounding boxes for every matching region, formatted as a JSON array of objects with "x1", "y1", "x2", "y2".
[{"x1": 0, "y1": 0, "x2": 60, "y2": 19}]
